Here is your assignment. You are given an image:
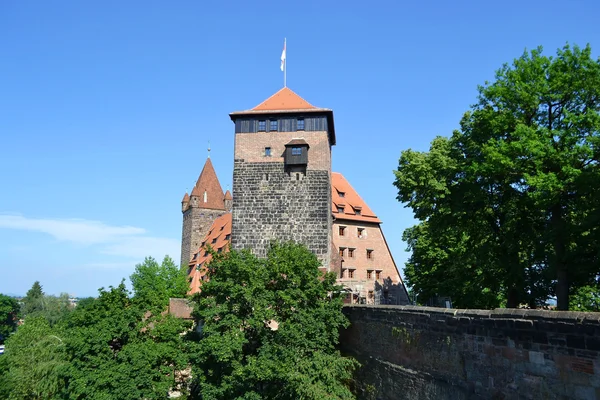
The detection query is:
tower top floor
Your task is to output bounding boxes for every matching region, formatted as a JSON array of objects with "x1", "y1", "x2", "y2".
[{"x1": 229, "y1": 87, "x2": 336, "y2": 146}]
